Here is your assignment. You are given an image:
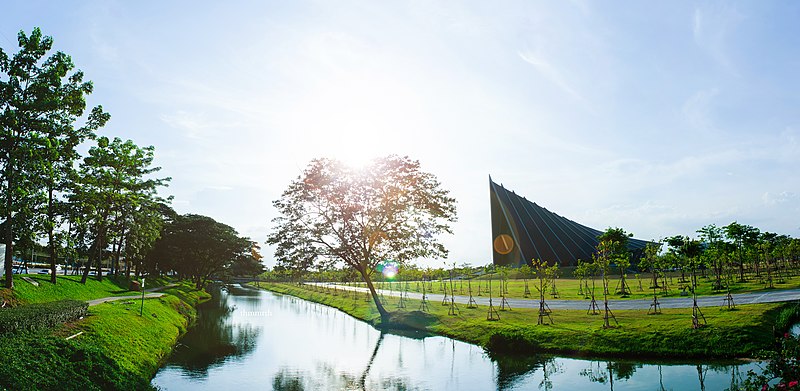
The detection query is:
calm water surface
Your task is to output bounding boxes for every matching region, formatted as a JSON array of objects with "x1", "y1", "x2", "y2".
[{"x1": 151, "y1": 284, "x2": 760, "y2": 390}]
